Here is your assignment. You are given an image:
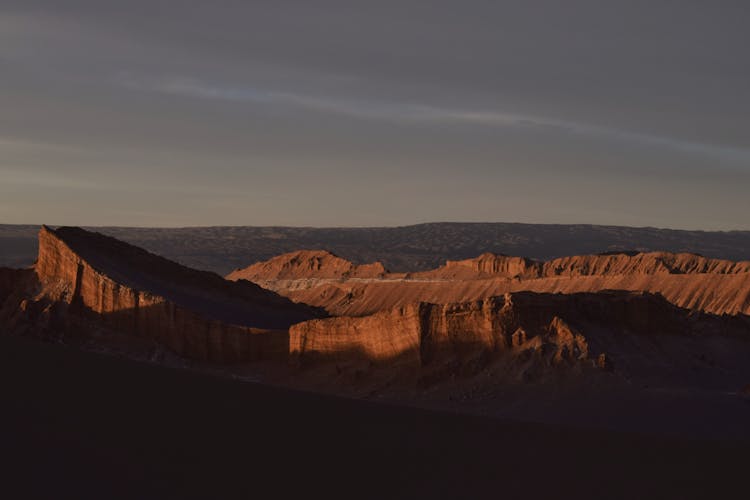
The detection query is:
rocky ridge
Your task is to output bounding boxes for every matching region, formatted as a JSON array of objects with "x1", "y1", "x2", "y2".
[
  {"x1": 3, "y1": 228, "x2": 750, "y2": 392},
  {"x1": 238, "y1": 251, "x2": 750, "y2": 317},
  {"x1": 290, "y1": 290, "x2": 749, "y2": 373},
  {"x1": 1, "y1": 226, "x2": 321, "y2": 363},
  {"x1": 227, "y1": 250, "x2": 386, "y2": 292}
]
